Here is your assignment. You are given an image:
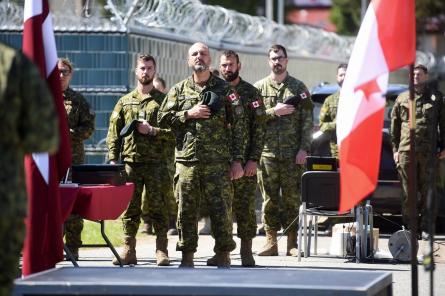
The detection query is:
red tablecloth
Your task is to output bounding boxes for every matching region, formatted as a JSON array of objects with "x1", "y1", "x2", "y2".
[{"x1": 60, "y1": 183, "x2": 134, "y2": 221}]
